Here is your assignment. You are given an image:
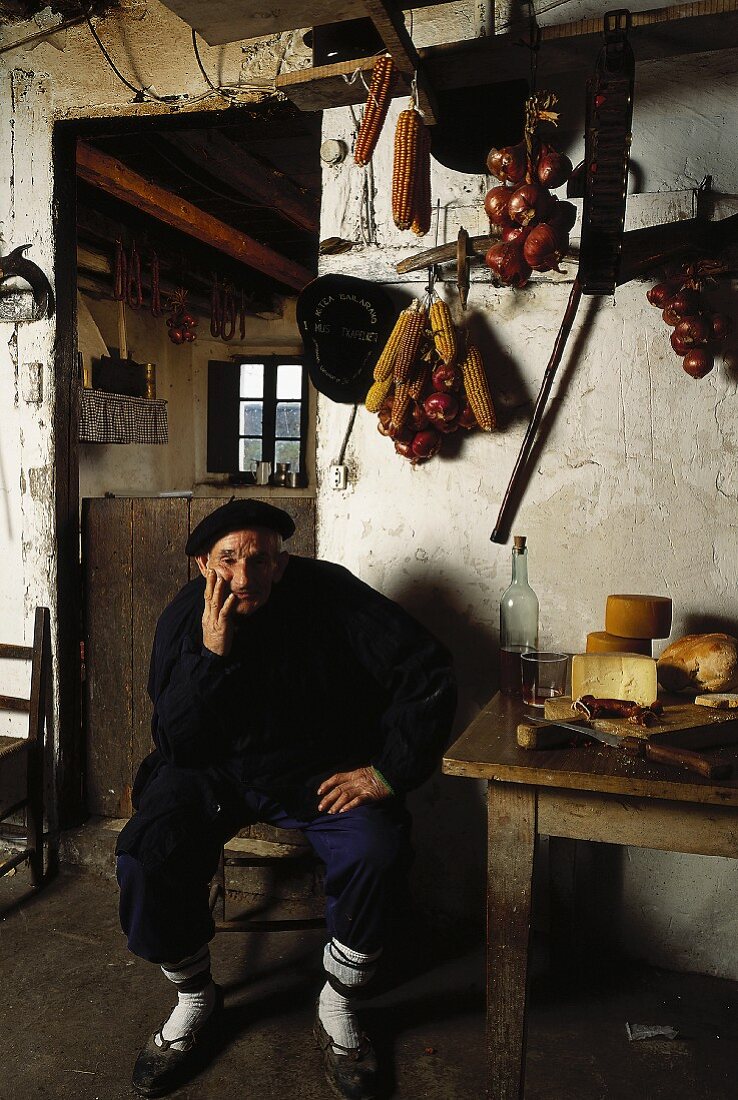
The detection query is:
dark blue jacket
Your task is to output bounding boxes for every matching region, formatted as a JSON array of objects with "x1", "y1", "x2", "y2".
[{"x1": 117, "y1": 557, "x2": 457, "y2": 864}]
